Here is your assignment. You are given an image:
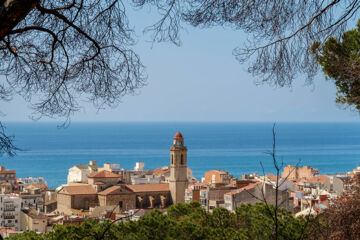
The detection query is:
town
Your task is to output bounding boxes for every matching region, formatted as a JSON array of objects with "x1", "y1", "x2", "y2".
[{"x1": 0, "y1": 132, "x2": 357, "y2": 238}]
